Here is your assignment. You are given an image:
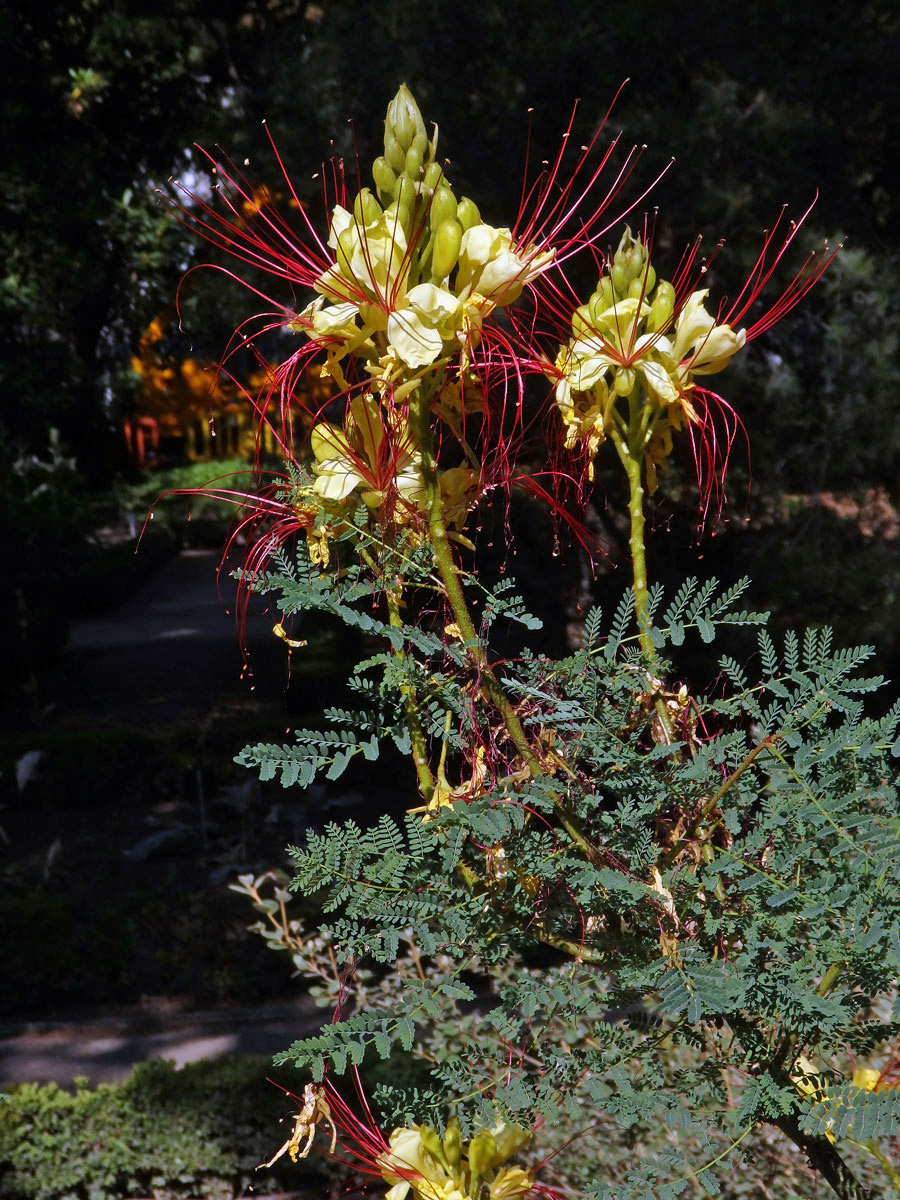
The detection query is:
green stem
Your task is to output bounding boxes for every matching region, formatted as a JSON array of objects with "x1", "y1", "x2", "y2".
[
  {"x1": 858, "y1": 1140, "x2": 900, "y2": 1195},
  {"x1": 609, "y1": 421, "x2": 654, "y2": 660},
  {"x1": 386, "y1": 587, "x2": 435, "y2": 801},
  {"x1": 609, "y1": 404, "x2": 675, "y2": 745},
  {"x1": 406, "y1": 384, "x2": 538, "y2": 772}
]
